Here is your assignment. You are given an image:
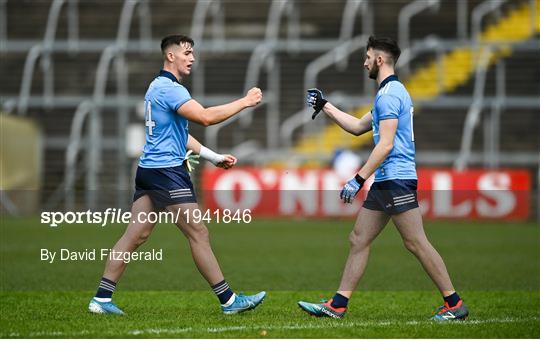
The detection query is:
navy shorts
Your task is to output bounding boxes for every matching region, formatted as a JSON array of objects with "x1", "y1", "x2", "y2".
[
  {"x1": 133, "y1": 165, "x2": 197, "y2": 209},
  {"x1": 363, "y1": 179, "x2": 419, "y2": 215}
]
